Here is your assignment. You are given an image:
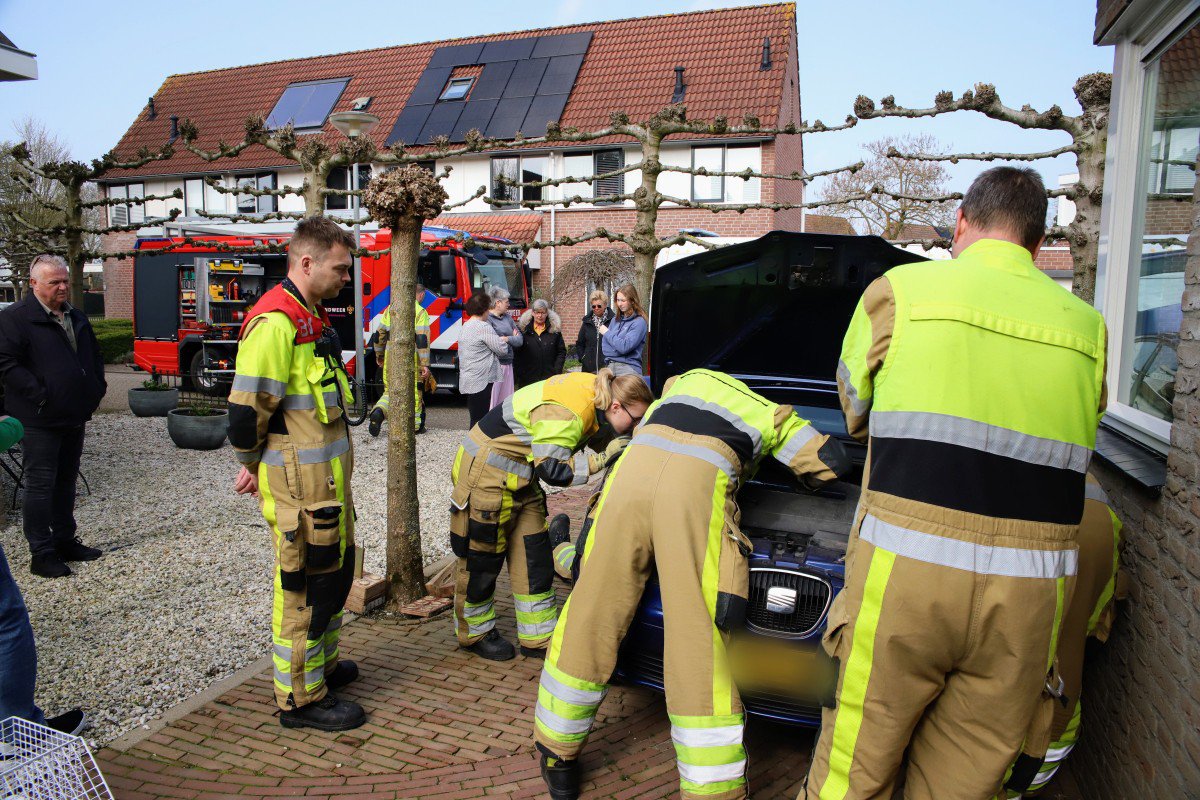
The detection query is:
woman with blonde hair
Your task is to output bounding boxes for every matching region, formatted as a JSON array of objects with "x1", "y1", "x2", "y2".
[
  {"x1": 574, "y1": 289, "x2": 614, "y2": 374},
  {"x1": 599, "y1": 283, "x2": 647, "y2": 377},
  {"x1": 448, "y1": 368, "x2": 653, "y2": 663}
]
